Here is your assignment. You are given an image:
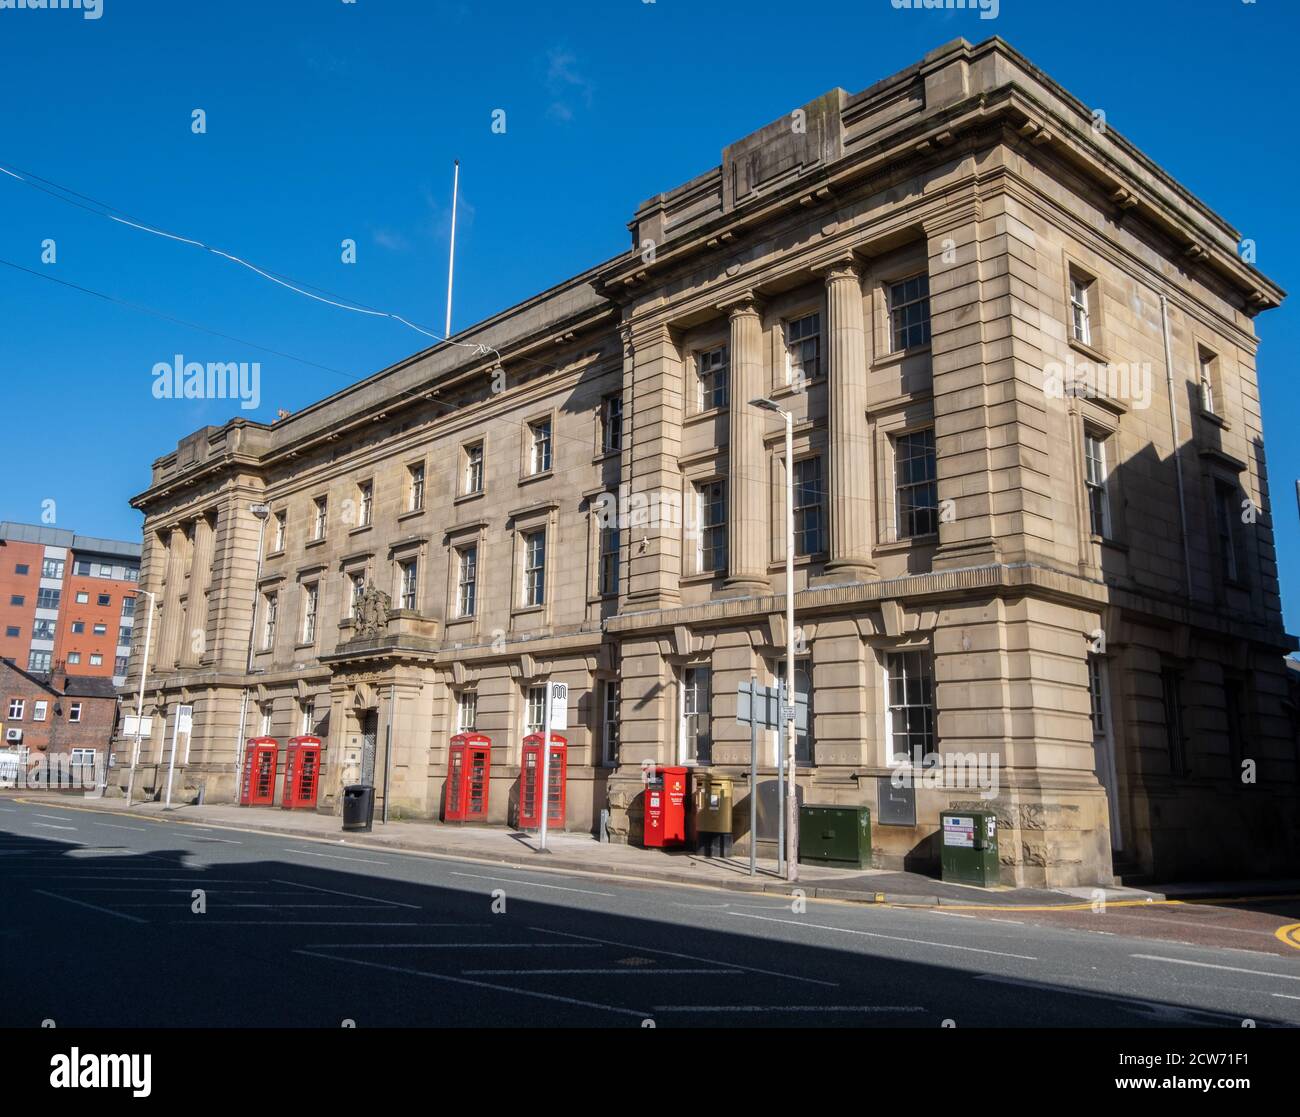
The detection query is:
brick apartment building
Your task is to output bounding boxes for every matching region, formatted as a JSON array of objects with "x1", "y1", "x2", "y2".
[
  {"x1": 0, "y1": 523, "x2": 142, "y2": 688},
  {"x1": 109, "y1": 37, "x2": 1298, "y2": 885},
  {"x1": 1, "y1": 657, "x2": 119, "y2": 785}
]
